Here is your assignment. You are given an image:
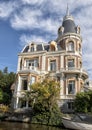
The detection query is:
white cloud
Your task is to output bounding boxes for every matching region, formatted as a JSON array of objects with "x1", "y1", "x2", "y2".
[
  {"x1": 10, "y1": 7, "x2": 60, "y2": 35},
  {"x1": 0, "y1": 1, "x2": 18, "y2": 19},
  {"x1": 20, "y1": 34, "x2": 48, "y2": 47},
  {"x1": 21, "y1": 0, "x2": 45, "y2": 5},
  {"x1": 11, "y1": 8, "x2": 42, "y2": 30}
]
